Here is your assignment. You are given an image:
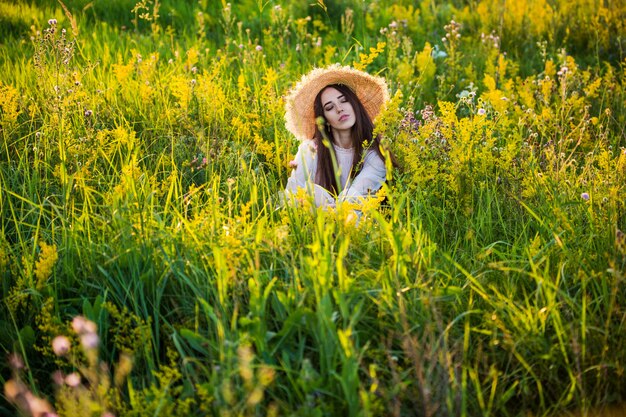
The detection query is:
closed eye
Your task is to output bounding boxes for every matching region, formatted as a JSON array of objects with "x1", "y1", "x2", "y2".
[{"x1": 323, "y1": 94, "x2": 346, "y2": 111}]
